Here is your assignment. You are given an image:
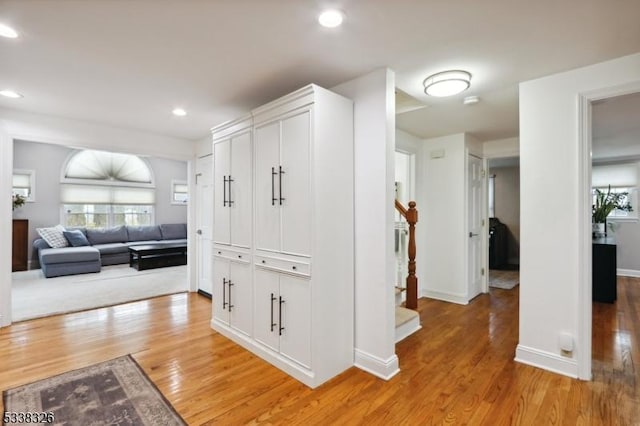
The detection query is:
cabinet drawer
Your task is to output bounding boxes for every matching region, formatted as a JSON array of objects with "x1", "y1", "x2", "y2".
[
  {"x1": 214, "y1": 247, "x2": 250, "y2": 263},
  {"x1": 254, "y1": 255, "x2": 310, "y2": 277}
]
